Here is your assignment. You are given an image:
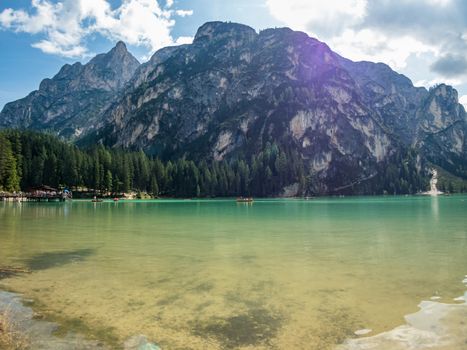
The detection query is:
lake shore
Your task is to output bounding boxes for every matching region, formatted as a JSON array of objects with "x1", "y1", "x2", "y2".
[{"x1": 1, "y1": 278, "x2": 466, "y2": 350}]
